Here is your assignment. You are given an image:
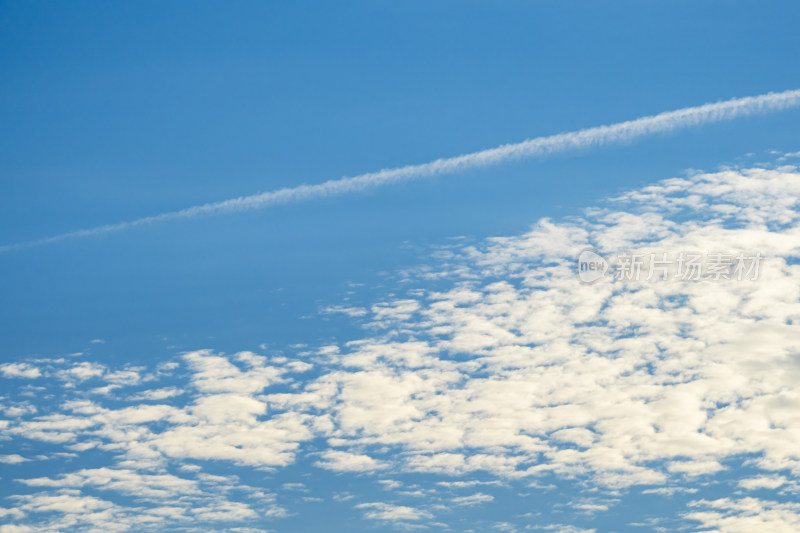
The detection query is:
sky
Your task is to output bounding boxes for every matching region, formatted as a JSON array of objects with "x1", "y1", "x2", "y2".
[{"x1": 1, "y1": 2, "x2": 800, "y2": 532}]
